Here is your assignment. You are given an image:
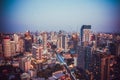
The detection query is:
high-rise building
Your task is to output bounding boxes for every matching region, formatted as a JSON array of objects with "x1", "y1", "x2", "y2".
[
  {"x1": 77, "y1": 46, "x2": 92, "y2": 70},
  {"x1": 32, "y1": 45, "x2": 42, "y2": 59},
  {"x1": 57, "y1": 35, "x2": 62, "y2": 49},
  {"x1": 80, "y1": 25, "x2": 91, "y2": 46},
  {"x1": 3, "y1": 36, "x2": 11, "y2": 57},
  {"x1": 13, "y1": 34, "x2": 19, "y2": 43},
  {"x1": 91, "y1": 53, "x2": 115, "y2": 80},
  {"x1": 16, "y1": 37, "x2": 24, "y2": 53},
  {"x1": 62, "y1": 35, "x2": 68, "y2": 51},
  {"x1": 10, "y1": 41, "x2": 16, "y2": 56},
  {"x1": 42, "y1": 32, "x2": 47, "y2": 49},
  {"x1": 24, "y1": 31, "x2": 32, "y2": 52},
  {"x1": 57, "y1": 34, "x2": 68, "y2": 51},
  {"x1": 77, "y1": 46, "x2": 85, "y2": 69},
  {"x1": 19, "y1": 57, "x2": 31, "y2": 72},
  {"x1": 101, "y1": 55, "x2": 115, "y2": 80}
]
